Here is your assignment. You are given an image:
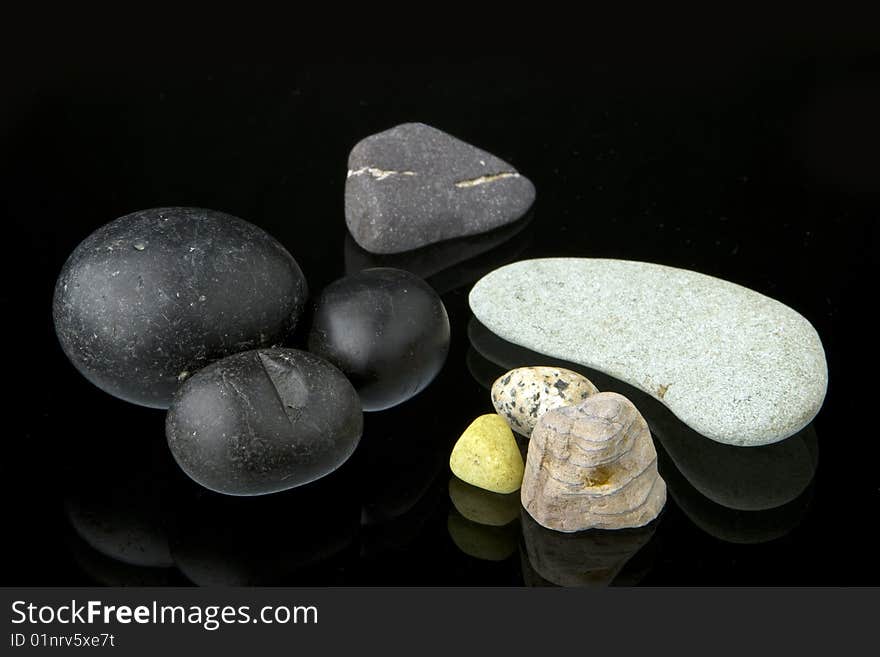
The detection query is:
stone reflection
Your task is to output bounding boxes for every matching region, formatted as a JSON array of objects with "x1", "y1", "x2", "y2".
[
  {"x1": 66, "y1": 531, "x2": 177, "y2": 586},
  {"x1": 63, "y1": 436, "x2": 177, "y2": 585},
  {"x1": 520, "y1": 510, "x2": 657, "y2": 587},
  {"x1": 447, "y1": 512, "x2": 520, "y2": 562},
  {"x1": 169, "y1": 472, "x2": 359, "y2": 586},
  {"x1": 449, "y1": 476, "x2": 520, "y2": 527},
  {"x1": 657, "y1": 418, "x2": 818, "y2": 512},
  {"x1": 358, "y1": 416, "x2": 447, "y2": 558},
  {"x1": 344, "y1": 211, "x2": 533, "y2": 295},
  {"x1": 446, "y1": 475, "x2": 520, "y2": 561},
  {"x1": 657, "y1": 442, "x2": 815, "y2": 544},
  {"x1": 64, "y1": 473, "x2": 173, "y2": 569},
  {"x1": 360, "y1": 485, "x2": 445, "y2": 559},
  {"x1": 468, "y1": 317, "x2": 818, "y2": 543}
]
